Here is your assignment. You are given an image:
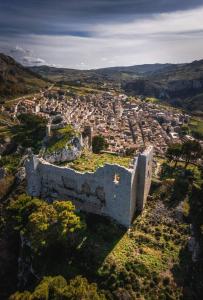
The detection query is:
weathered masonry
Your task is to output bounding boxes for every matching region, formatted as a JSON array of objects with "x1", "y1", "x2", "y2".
[{"x1": 25, "y1": 147, "x2": 153, "y2": 227}]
